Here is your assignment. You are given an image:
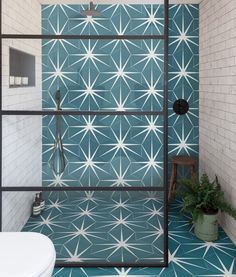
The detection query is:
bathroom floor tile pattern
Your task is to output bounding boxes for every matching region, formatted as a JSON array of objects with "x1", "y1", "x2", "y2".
[
  {"x1": 23, "y1": 193, "x2": 236, "y2": 276},
  {"x1": 23, "y1": 191, "x2": 165, "y2": 263}
]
